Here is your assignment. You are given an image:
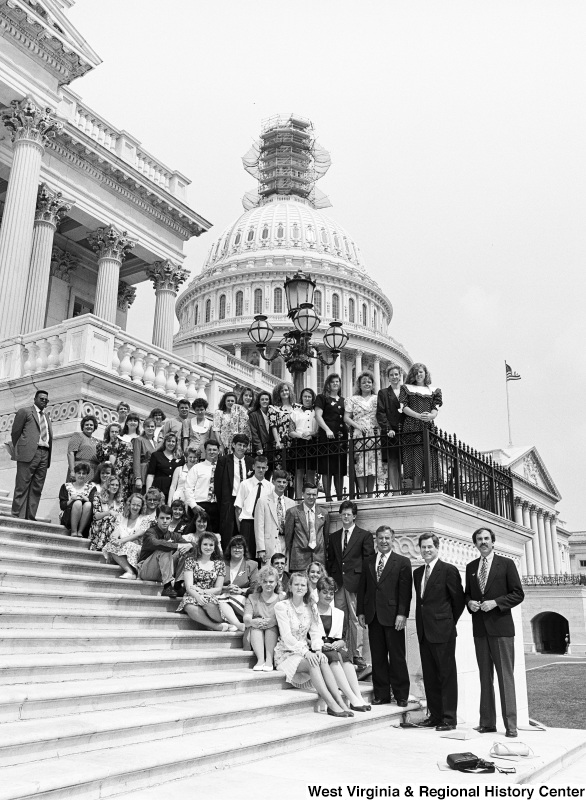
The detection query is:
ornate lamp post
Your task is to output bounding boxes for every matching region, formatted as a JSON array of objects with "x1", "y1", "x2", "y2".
[{"x1": 247, "y1": 271, "x2": 349, "y2": 396}]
